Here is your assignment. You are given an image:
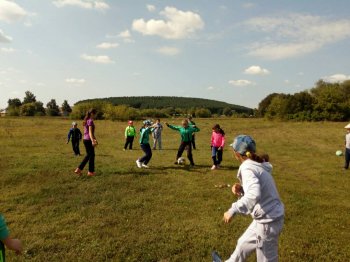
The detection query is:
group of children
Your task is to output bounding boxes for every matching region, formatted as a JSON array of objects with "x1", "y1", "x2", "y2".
[
  {"x1": 66, "y1": 115, "x2": 228, "y2": 170},
  {"x1": 63, "y1": 109, "x2": 285, "y2": 262}
]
